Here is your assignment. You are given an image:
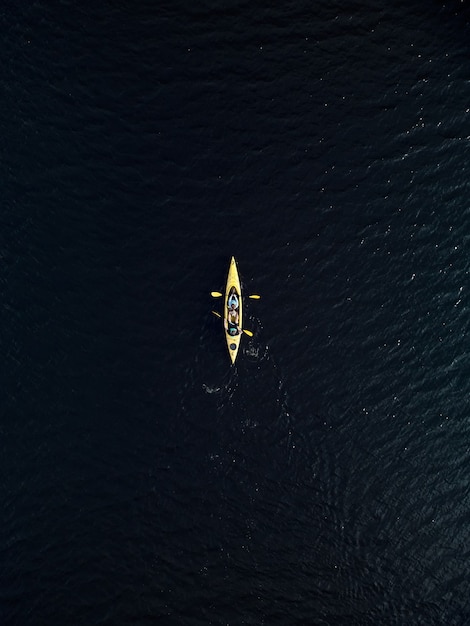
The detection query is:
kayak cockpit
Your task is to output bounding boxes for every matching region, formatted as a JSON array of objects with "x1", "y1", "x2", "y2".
[{"x1": 225, "y1": 286, "x2": 241, "y2": 337}]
